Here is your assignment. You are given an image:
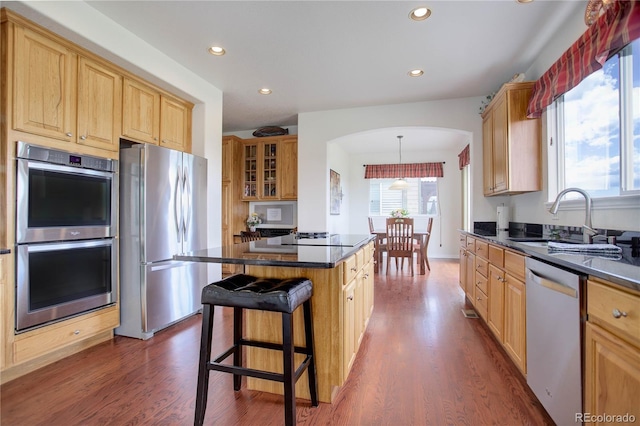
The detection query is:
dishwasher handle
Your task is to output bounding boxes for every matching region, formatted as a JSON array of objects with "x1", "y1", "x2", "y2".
[{"x1": 527, "y1": 269, "x2": 577, "y2": 298}]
